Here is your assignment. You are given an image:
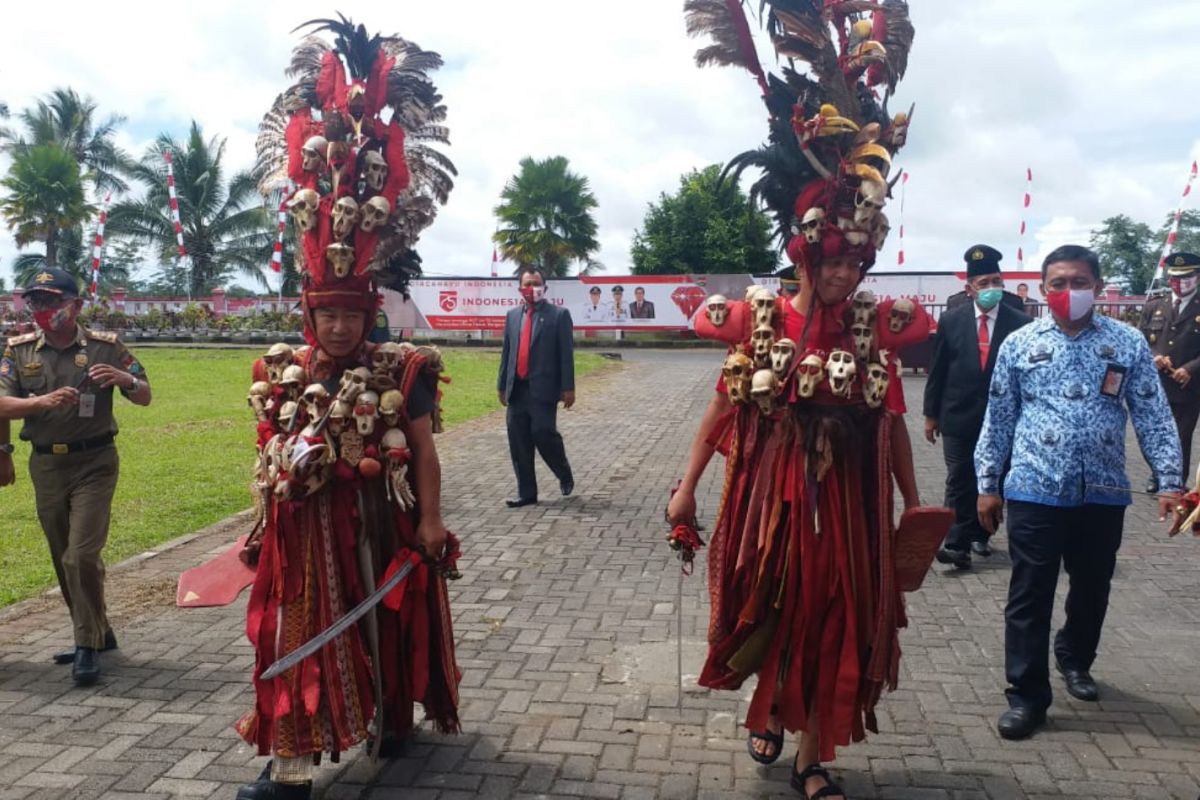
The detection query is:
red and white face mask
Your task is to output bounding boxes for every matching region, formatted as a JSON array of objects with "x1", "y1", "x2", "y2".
[
  {"x1": 1045, "y1": 289, "x2": 1095, "y2": 322},
  {"x1": 519, "y1": 285, "x2": 546, "y2": 305},
  {"x1": 1170, "y1": 276, "x2": 1198, "y2": 298},
  {"x1": 33, "y1": 304, "x2": 78, "y2": 334}
]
